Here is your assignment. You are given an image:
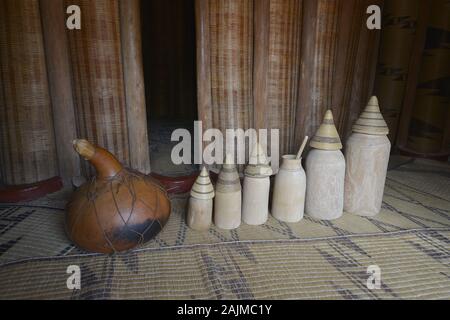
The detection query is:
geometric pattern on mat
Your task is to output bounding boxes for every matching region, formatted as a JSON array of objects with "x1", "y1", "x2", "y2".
[{"x1": 0, "y1": 157, "x2": 449, "y2": 299}]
